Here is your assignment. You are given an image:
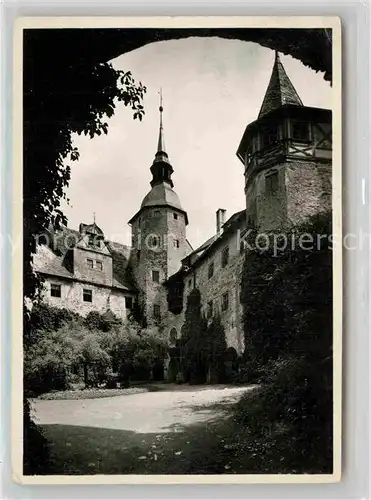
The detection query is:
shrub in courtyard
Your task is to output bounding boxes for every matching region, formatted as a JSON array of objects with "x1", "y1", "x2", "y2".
[
  {"x1": 204, "y1": 315, "x2": 227, "y2": 383},
  {"x1": 179, "y1": 289, "x2": 209, "y2": 384}
]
